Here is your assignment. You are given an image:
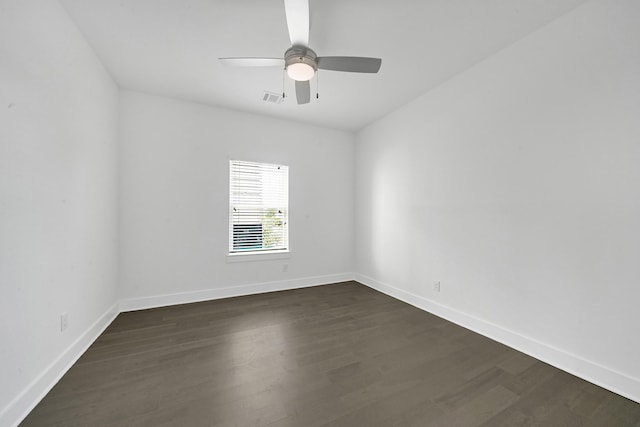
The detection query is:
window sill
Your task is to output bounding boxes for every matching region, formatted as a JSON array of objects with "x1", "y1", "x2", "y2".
[{"x1": 226, "y1": 250, "x2": 291, "y2": 263}]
